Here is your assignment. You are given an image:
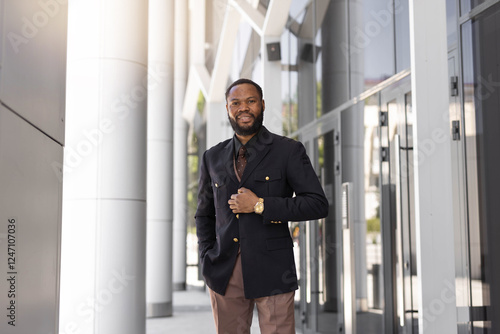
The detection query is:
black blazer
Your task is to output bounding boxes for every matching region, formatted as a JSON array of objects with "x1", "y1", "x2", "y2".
[{"x1": 195, "y1": 126, "x2": 328, "y2": 299}]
